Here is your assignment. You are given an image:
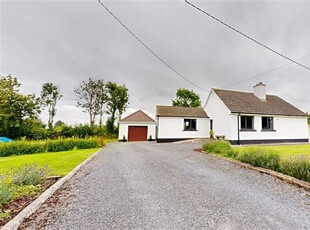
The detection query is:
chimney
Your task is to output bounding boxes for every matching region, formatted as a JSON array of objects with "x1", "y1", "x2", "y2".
[{"x1": 253, "y1": 82, "x2": 266, "y2": 101}]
